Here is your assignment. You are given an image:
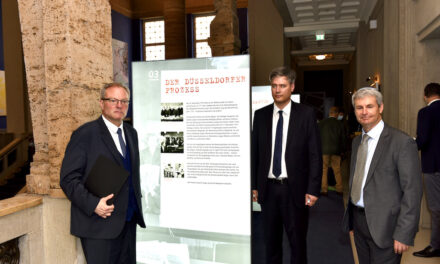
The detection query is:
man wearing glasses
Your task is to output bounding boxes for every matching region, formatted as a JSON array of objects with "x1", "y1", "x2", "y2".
[{"x1": 61, "y1": 83, "x2": 145, "y2": 263}]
